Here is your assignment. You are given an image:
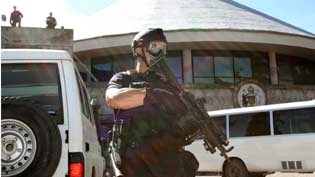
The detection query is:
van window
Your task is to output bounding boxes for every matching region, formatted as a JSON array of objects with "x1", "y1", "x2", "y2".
[
  {"x1": 1, "y1": 63, "x2": 64, "y2": 124},
  {"x1": 75, "y1": 70, "x2": 93, "y2": 122},
  {"x1": 229, "y1": 112, "x2": 270, "y2": 137},
  {"x1": 213, "y1": 116, "x2": 226, "y2": 135},
  {"x1": 273, "y1": 108, "x2": 315, "y2": 135}
]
